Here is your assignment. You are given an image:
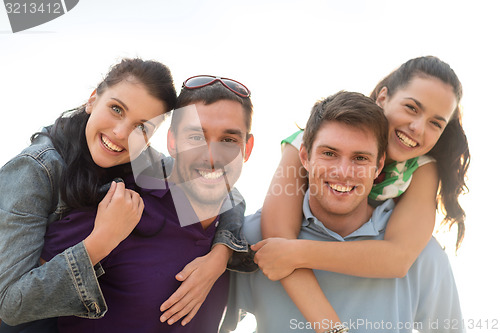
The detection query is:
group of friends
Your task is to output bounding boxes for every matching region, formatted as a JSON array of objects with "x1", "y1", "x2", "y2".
[{"x1": 0, "y1": 56, "x2": 470, "y2": 332}]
